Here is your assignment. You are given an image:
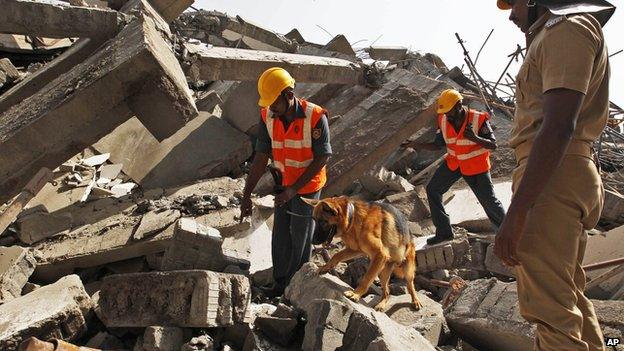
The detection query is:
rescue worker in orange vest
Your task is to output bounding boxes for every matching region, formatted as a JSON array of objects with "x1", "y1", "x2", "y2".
[
  {"x1": 239, "y1": 67, "x2": 332, "y2": 297},
  {"x1": 402, "y1": 89, "x2": 506, "y2": 245},
  {"x1": 495, "y1": 1, "x2": 614, "y2": 349}
]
